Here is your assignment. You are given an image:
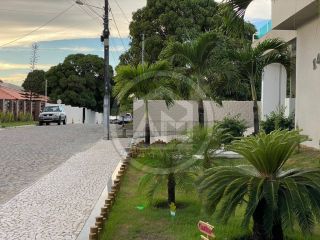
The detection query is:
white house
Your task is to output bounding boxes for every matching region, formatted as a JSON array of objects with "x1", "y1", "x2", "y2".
[{"x1": 257, "y1": 0, "x2": 320, "y2": 148}]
